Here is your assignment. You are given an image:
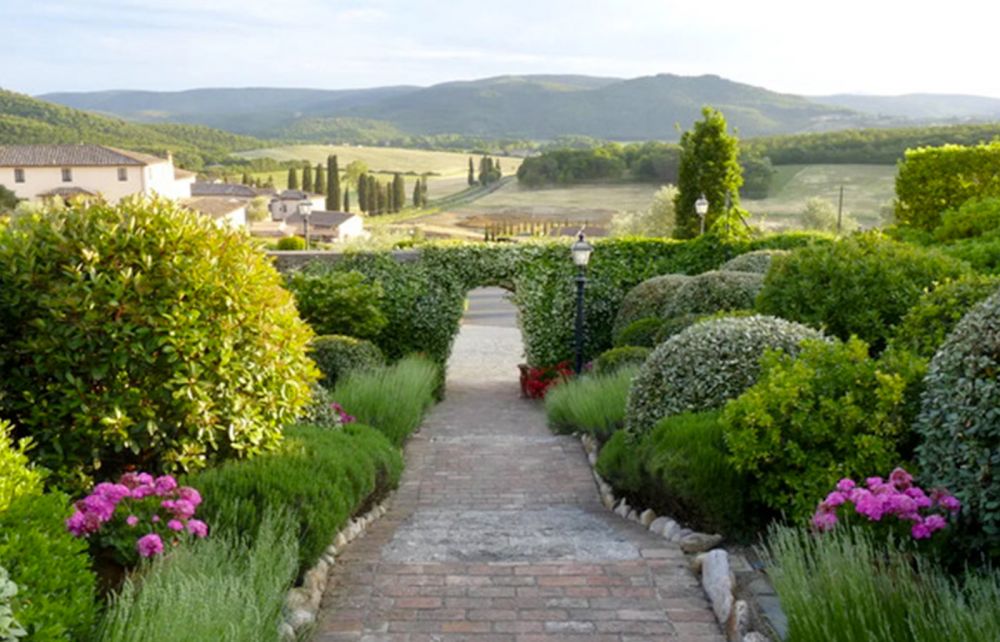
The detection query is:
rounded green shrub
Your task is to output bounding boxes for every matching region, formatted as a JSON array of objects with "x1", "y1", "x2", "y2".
[
  {"x1": 915, "y1": 289, "x2": 1000, "y2": 552},
  {"x1": 276, "y1": 236, "x2": 307, "y2": 250},
  {"x1": 613, "y1": 317, "x2": 663, "y2": 348},
  {"x1": 625, "y1": 315, "x2": 823, "y2": 435},
  {"x1": 309, "y1": 334, "x2": 385, "y2": 389},
  {"x1": 722, "y1": 337, "x2": 911, "y2": 522},
  {"x1": 933, "y1": 197, "x2": 1000, "y2": 242},
  {"x1": 0, "y1": 198, "x2": 317, "y2": 484},
  {"x1": 595, "y1": 431, "x2": 644, "y2": 495},
  {"x1": 0, "y1": 492, "x2": 97, "y2": 641},
  {"x1": 0, "y1": 420, "x2": 44, "y2": 514},
  {"x1": 887, "y1": 274, "x2": 1000, "y2": 360},
  {"x1": 285, "y1": 270, "x2": 387, "y2": 339},
  {"x1": 661, "y1": 270, "x2": 764, "y2": 318},
  {"x1": 756, "y1": 232, "x2": 971, "y2": 353},
  {"x1": 611, "y1": 274, "x2": 690, "y2": 343},
  {"x1": 594, "y1": 346, "x2": 651, "y2": 374},
  {"x1": 720, "y1": 249, "x2": 789, "y2": 274},
  {"x1": 654, "y1": 309, "x2": 756, "y2": 345}
]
